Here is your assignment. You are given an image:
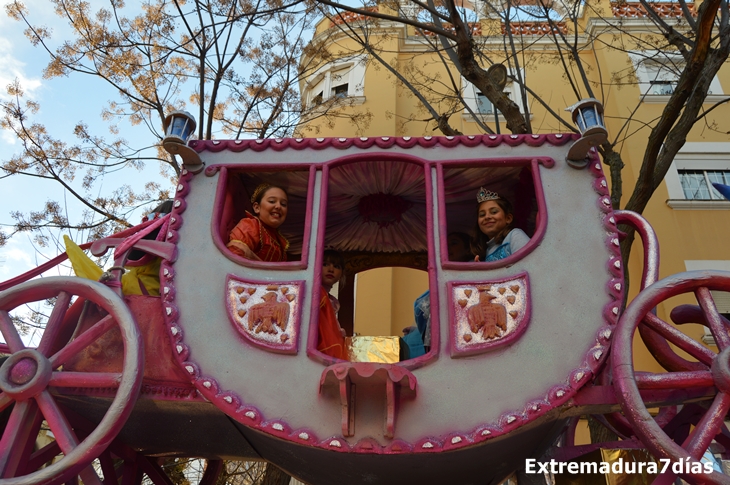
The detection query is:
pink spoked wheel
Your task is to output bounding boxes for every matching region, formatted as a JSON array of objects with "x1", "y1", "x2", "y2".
[
  {"x1": 613, "y1": 270, "x2": 730, "y2": 485},
  {"x1": 0, "y1": 276, "x2": 143, "y2": 485}
]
